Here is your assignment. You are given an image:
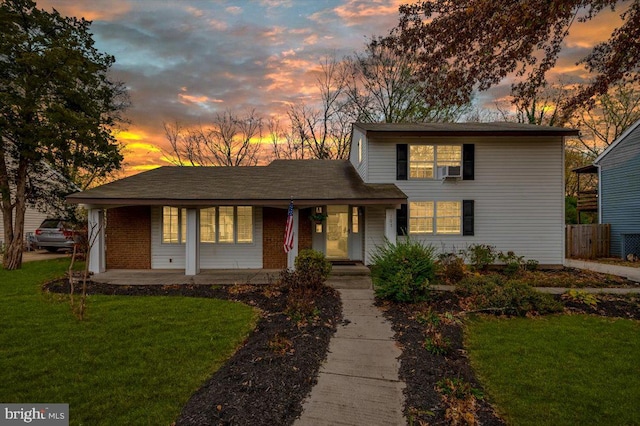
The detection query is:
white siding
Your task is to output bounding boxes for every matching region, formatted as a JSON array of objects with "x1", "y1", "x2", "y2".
[
  {"x1": 151, "y1": 206, "x2": 263, "y2": 269},
  {"x1": 349, "y1": 127, "x2": 368, "y2": 181},
  {"x1": 0, "y1": 207, "x2": 49, "y2": 244},
  {"x1": 363, "y1": 136, "x2": 565, "y2": 265},
  {"x1": 363, "y1": 206, "x2": 387, "y2": 265}
]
